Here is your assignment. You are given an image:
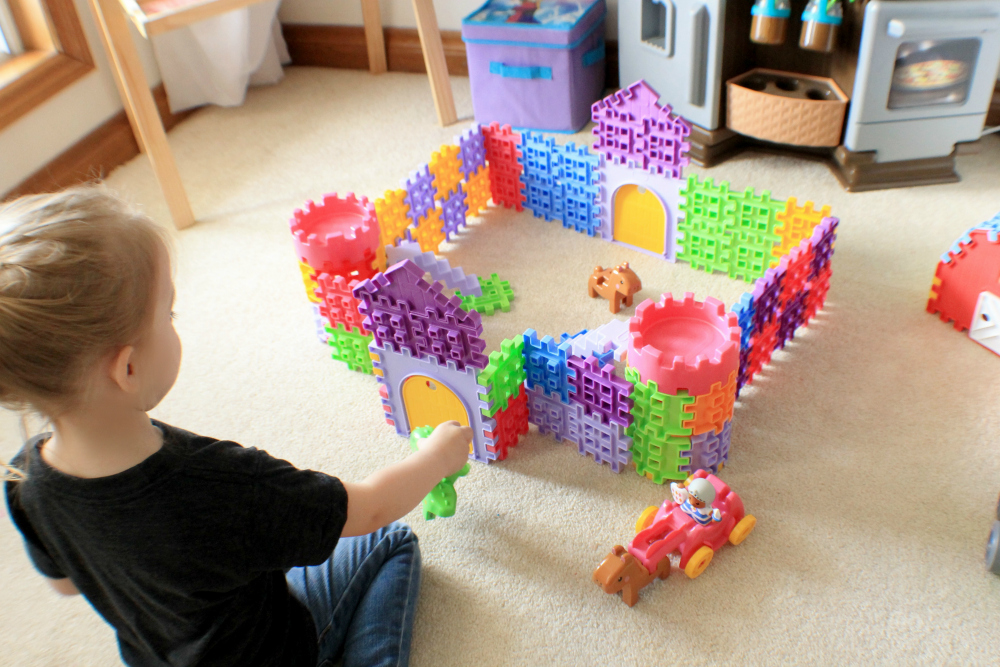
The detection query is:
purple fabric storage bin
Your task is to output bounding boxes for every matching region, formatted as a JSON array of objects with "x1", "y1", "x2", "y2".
[{"x1": 462, "y1": 0, "x2": 607, "y2": 132}]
